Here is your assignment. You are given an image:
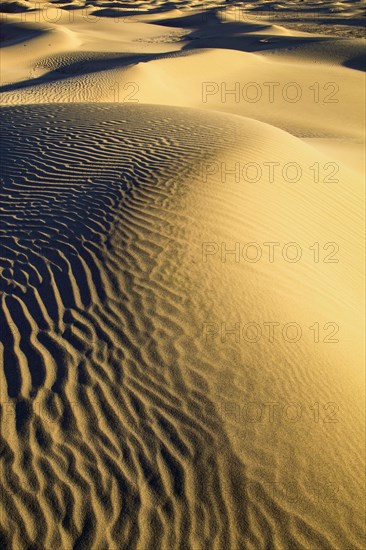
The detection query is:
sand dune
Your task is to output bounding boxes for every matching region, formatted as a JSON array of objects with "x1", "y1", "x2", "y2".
[{"x1": 0, "y1": 1, "x2": 365, "y2": 549}]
